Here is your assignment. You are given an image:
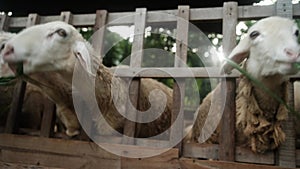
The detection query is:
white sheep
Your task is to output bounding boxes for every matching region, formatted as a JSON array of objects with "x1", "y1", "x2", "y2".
[
  {"x1": 187, "y1": 16, "x2": 300, "y2": 153},
  {"x1": 0, "y1": 32, "x2": 45, "y2": 132},
  {"x1": 0, "y1": 31, "x2": 80, "y2": 137},
  {"x1": 1, "y1": 21, "x2": 173, "y2": 138}
]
